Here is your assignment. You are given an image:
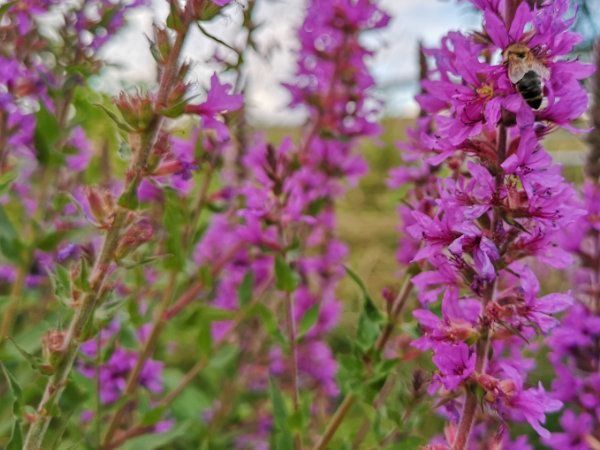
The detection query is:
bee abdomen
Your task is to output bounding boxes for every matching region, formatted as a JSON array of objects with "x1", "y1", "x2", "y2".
[{"x1": 516, "y1": 70, "x2": 543, "y2": 109}]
